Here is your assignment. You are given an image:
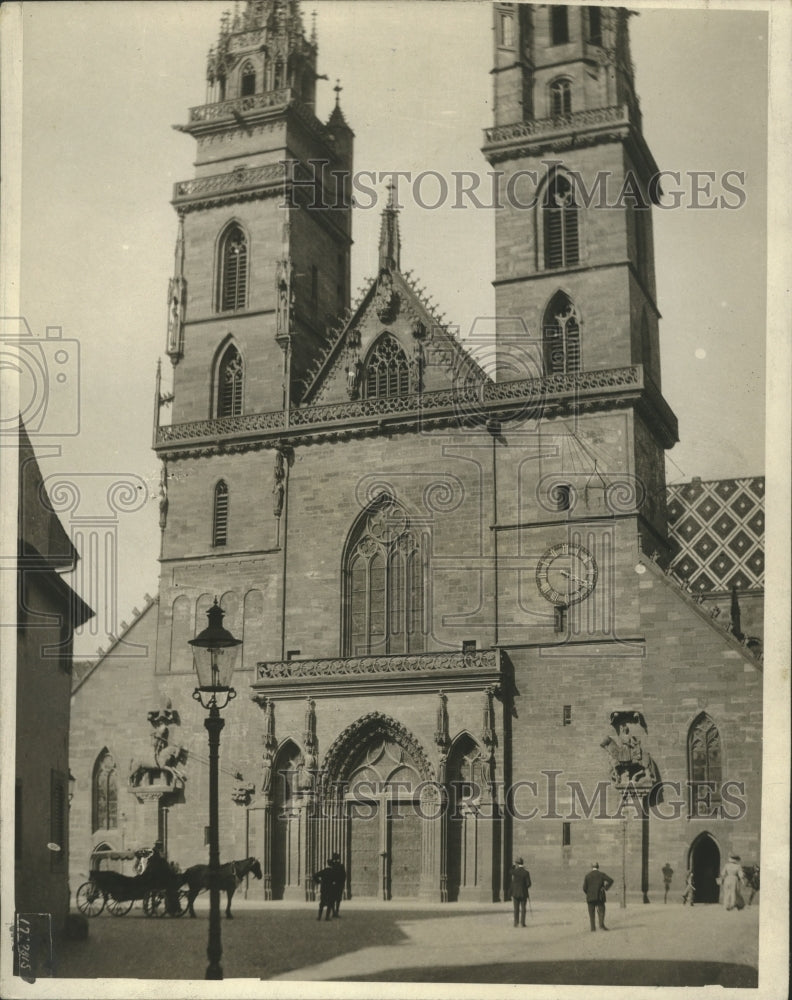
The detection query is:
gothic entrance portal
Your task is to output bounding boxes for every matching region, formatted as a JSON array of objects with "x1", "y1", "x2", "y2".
[
  {"x1": 323, "y1": 713, "x2": 439, "y2": 901},
  {"x1": 689, "y1": 832, "x2": 721, "y2": 903}
]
